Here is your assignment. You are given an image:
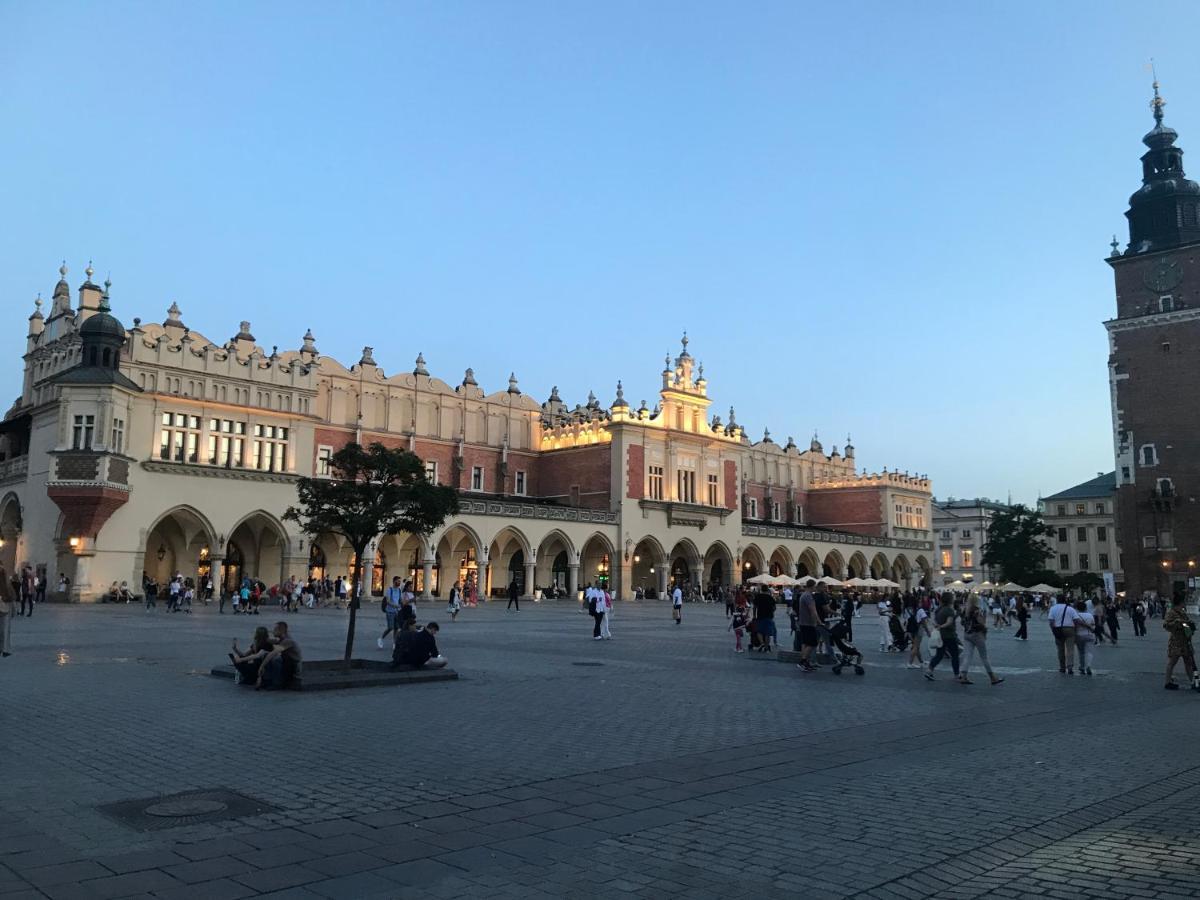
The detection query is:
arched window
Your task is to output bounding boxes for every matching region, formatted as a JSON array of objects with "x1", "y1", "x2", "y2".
[{"x1": 101, "y1": 348, "x2": 111, "y2": 367}]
